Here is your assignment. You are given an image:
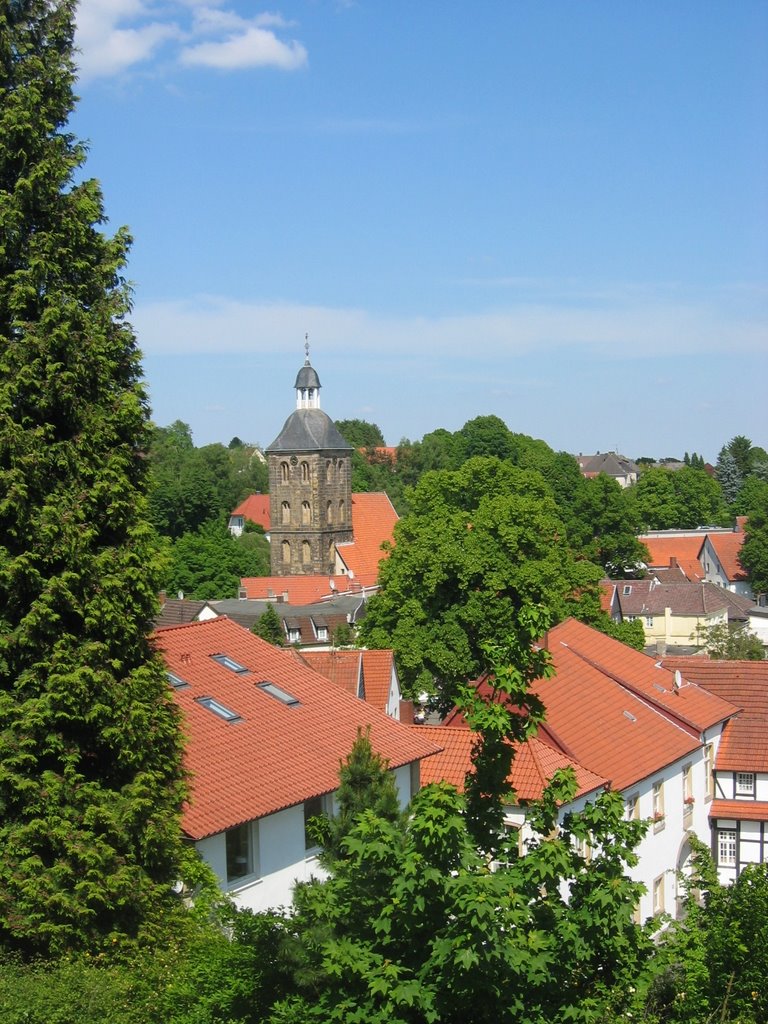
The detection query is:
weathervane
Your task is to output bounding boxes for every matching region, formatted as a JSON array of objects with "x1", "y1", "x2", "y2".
[{"x1": 304, "y1": 333, "x2": 310, "y2": 364}]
